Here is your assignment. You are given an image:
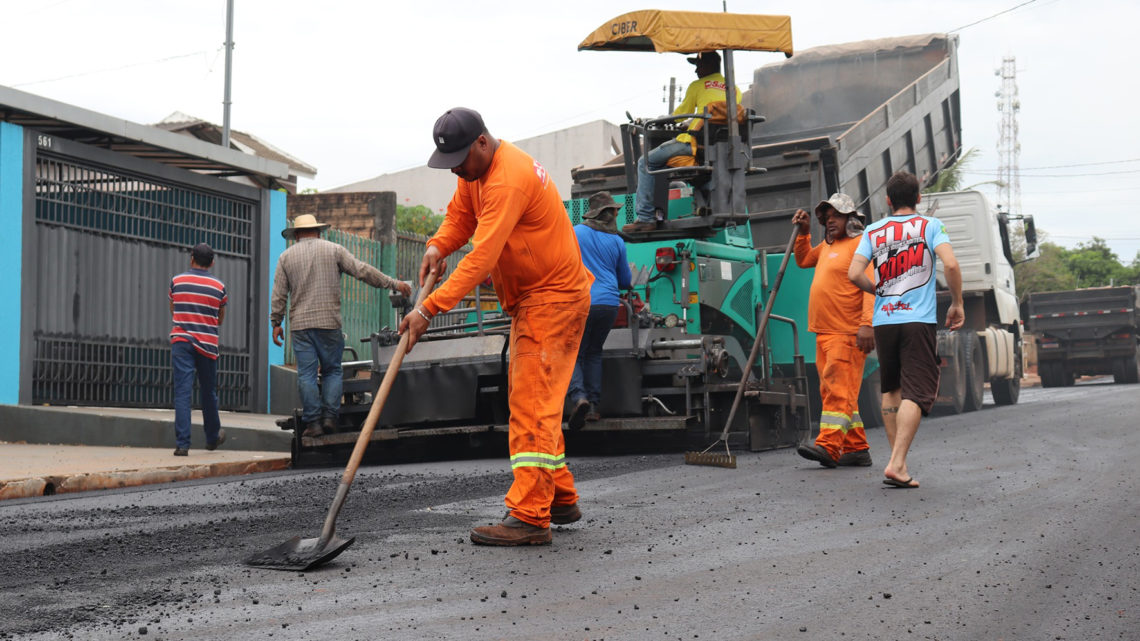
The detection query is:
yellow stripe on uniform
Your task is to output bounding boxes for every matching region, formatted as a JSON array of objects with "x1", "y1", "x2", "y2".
[
  {"x1": 510, "y1": 451, "x2": 566, "y2": 470},
  {"x1": 820, "y1": 410, "x2": 851, "y2": 433}
]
